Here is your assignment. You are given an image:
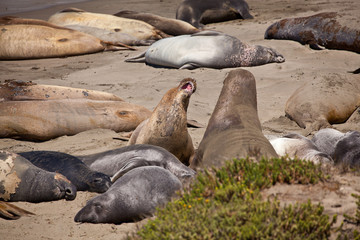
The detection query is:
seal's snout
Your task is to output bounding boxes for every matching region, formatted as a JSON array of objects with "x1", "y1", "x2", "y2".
[
  {"x1": 276, "y1": 55, "x2": 285, "y2": 63},
  {"x1": 64, "y1": 184, "x2": 77, "y2": 201}
]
